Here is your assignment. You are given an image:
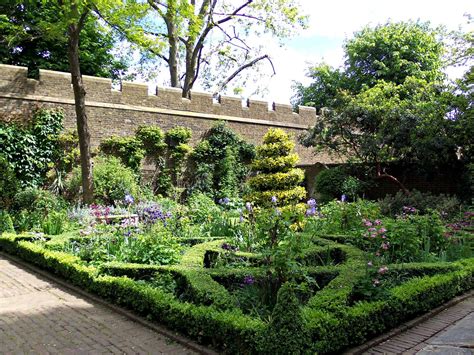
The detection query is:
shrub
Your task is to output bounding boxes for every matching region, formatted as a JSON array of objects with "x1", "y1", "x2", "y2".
[
  {"x1": 264, "y1": 282, "x2": 308, "y2": 354},
  {"x1": 66, "y1": 156, "x2": 139, "y2": 204},
  {"x1": 189, "y1": 121, "x2": 255, "y2": 199},
  {"x1": 13, "y1": 187, "x2": 63, "y2": 216},
  {"x1": 0, "y1": 154, "x2": 18, "y2": 209},
  {"x1": 42, "y1": 211, "x2": 67, "y2": 235},
  {"x1": 0, "y1": 211, "x2": 15, "y2": 234},
  {"x1": 99, "y1": 135, "x2": 145, "y2": 172},
  {"x1": 378, "y1": 190, "x2": 461, "y2": 219},
  {"x1": 246, "y1": 128, "x2": 306, "y2": 206},
  {"x1": 314, "y1": 166, "x2": 347, "y2": 202}
]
